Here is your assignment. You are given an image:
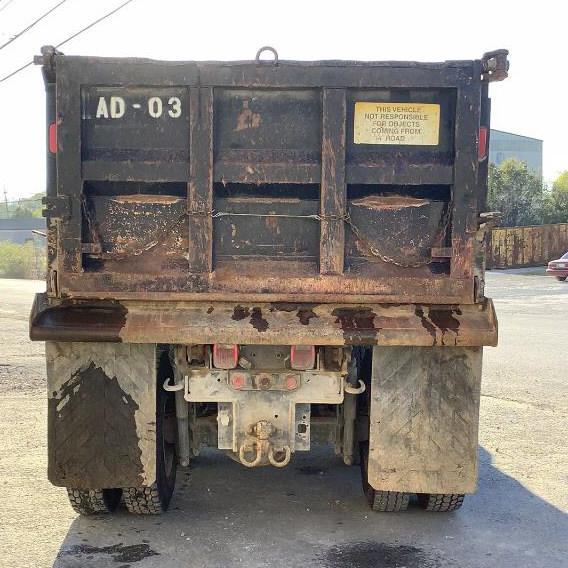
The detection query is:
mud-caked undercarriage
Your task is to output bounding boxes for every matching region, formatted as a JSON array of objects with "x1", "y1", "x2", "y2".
[{"x1": 45, "y1": 339, "x2": 483, "y2": 515}]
